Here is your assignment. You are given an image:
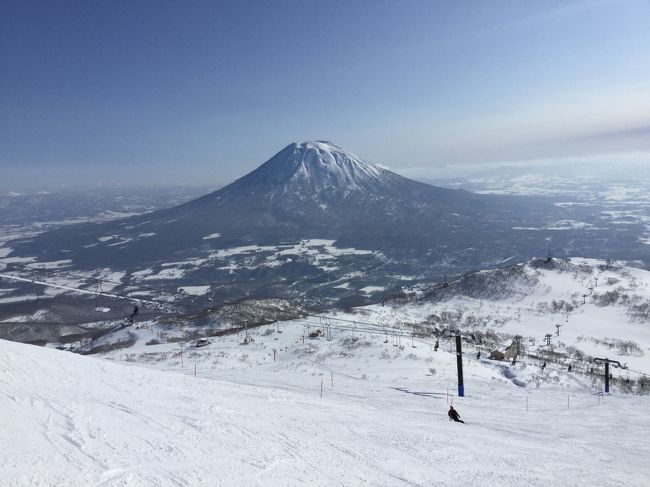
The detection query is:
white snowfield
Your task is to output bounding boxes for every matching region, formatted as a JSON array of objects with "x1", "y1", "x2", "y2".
[{"x1": 2, "y1": 332, "x2": 649, "y2": 487}]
